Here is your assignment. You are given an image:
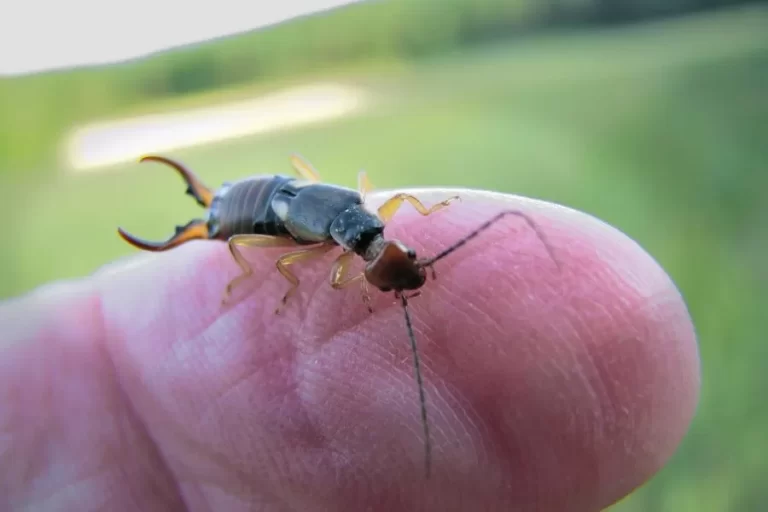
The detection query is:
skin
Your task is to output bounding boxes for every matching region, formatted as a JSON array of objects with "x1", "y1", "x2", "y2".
[{"x1": 0, "y1": 189, "x2": 700, "y2": 512}]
